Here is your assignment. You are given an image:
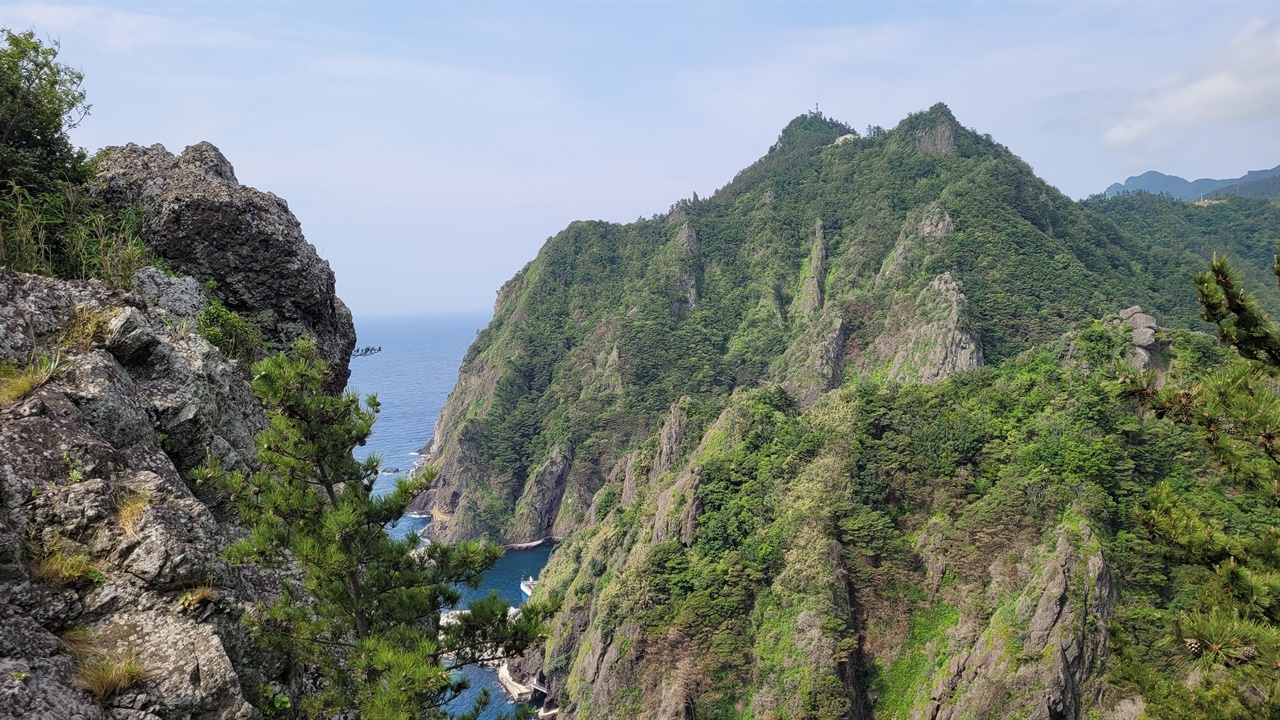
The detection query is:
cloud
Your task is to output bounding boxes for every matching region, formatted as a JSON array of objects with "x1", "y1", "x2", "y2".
[
  {"x1": 0, "y1": 2, "x2": 259, "y2": 52},
  {"x1": 1104, "y1": 20, "x2": 1280, "y2": 148}
]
